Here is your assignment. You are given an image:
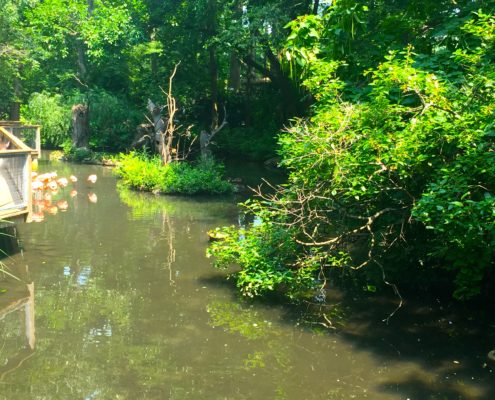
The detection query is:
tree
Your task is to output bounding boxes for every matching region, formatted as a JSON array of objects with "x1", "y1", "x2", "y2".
[
  {"x1": 209, "y1": 4, "x2": 495, "y2": 301},
  {"x1": 24, "y1": 0, "x2": 141, "y2": 147},
  {"x1": 0, "y1": 0, "x2": 35, "y2": 118}
]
